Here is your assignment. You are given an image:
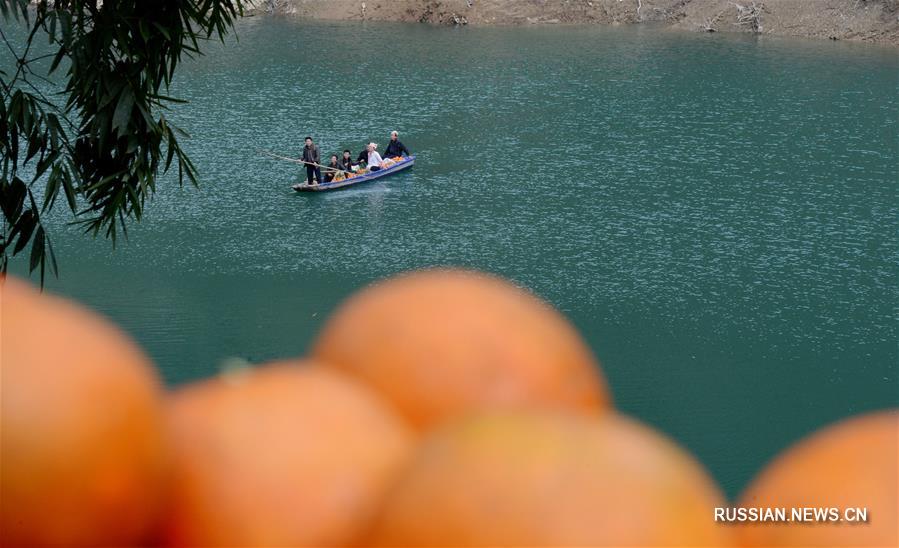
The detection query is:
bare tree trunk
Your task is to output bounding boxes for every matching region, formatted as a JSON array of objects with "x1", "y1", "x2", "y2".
[{"x1": 731, "y1": 1, "x2": 764, "y2": 34}]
